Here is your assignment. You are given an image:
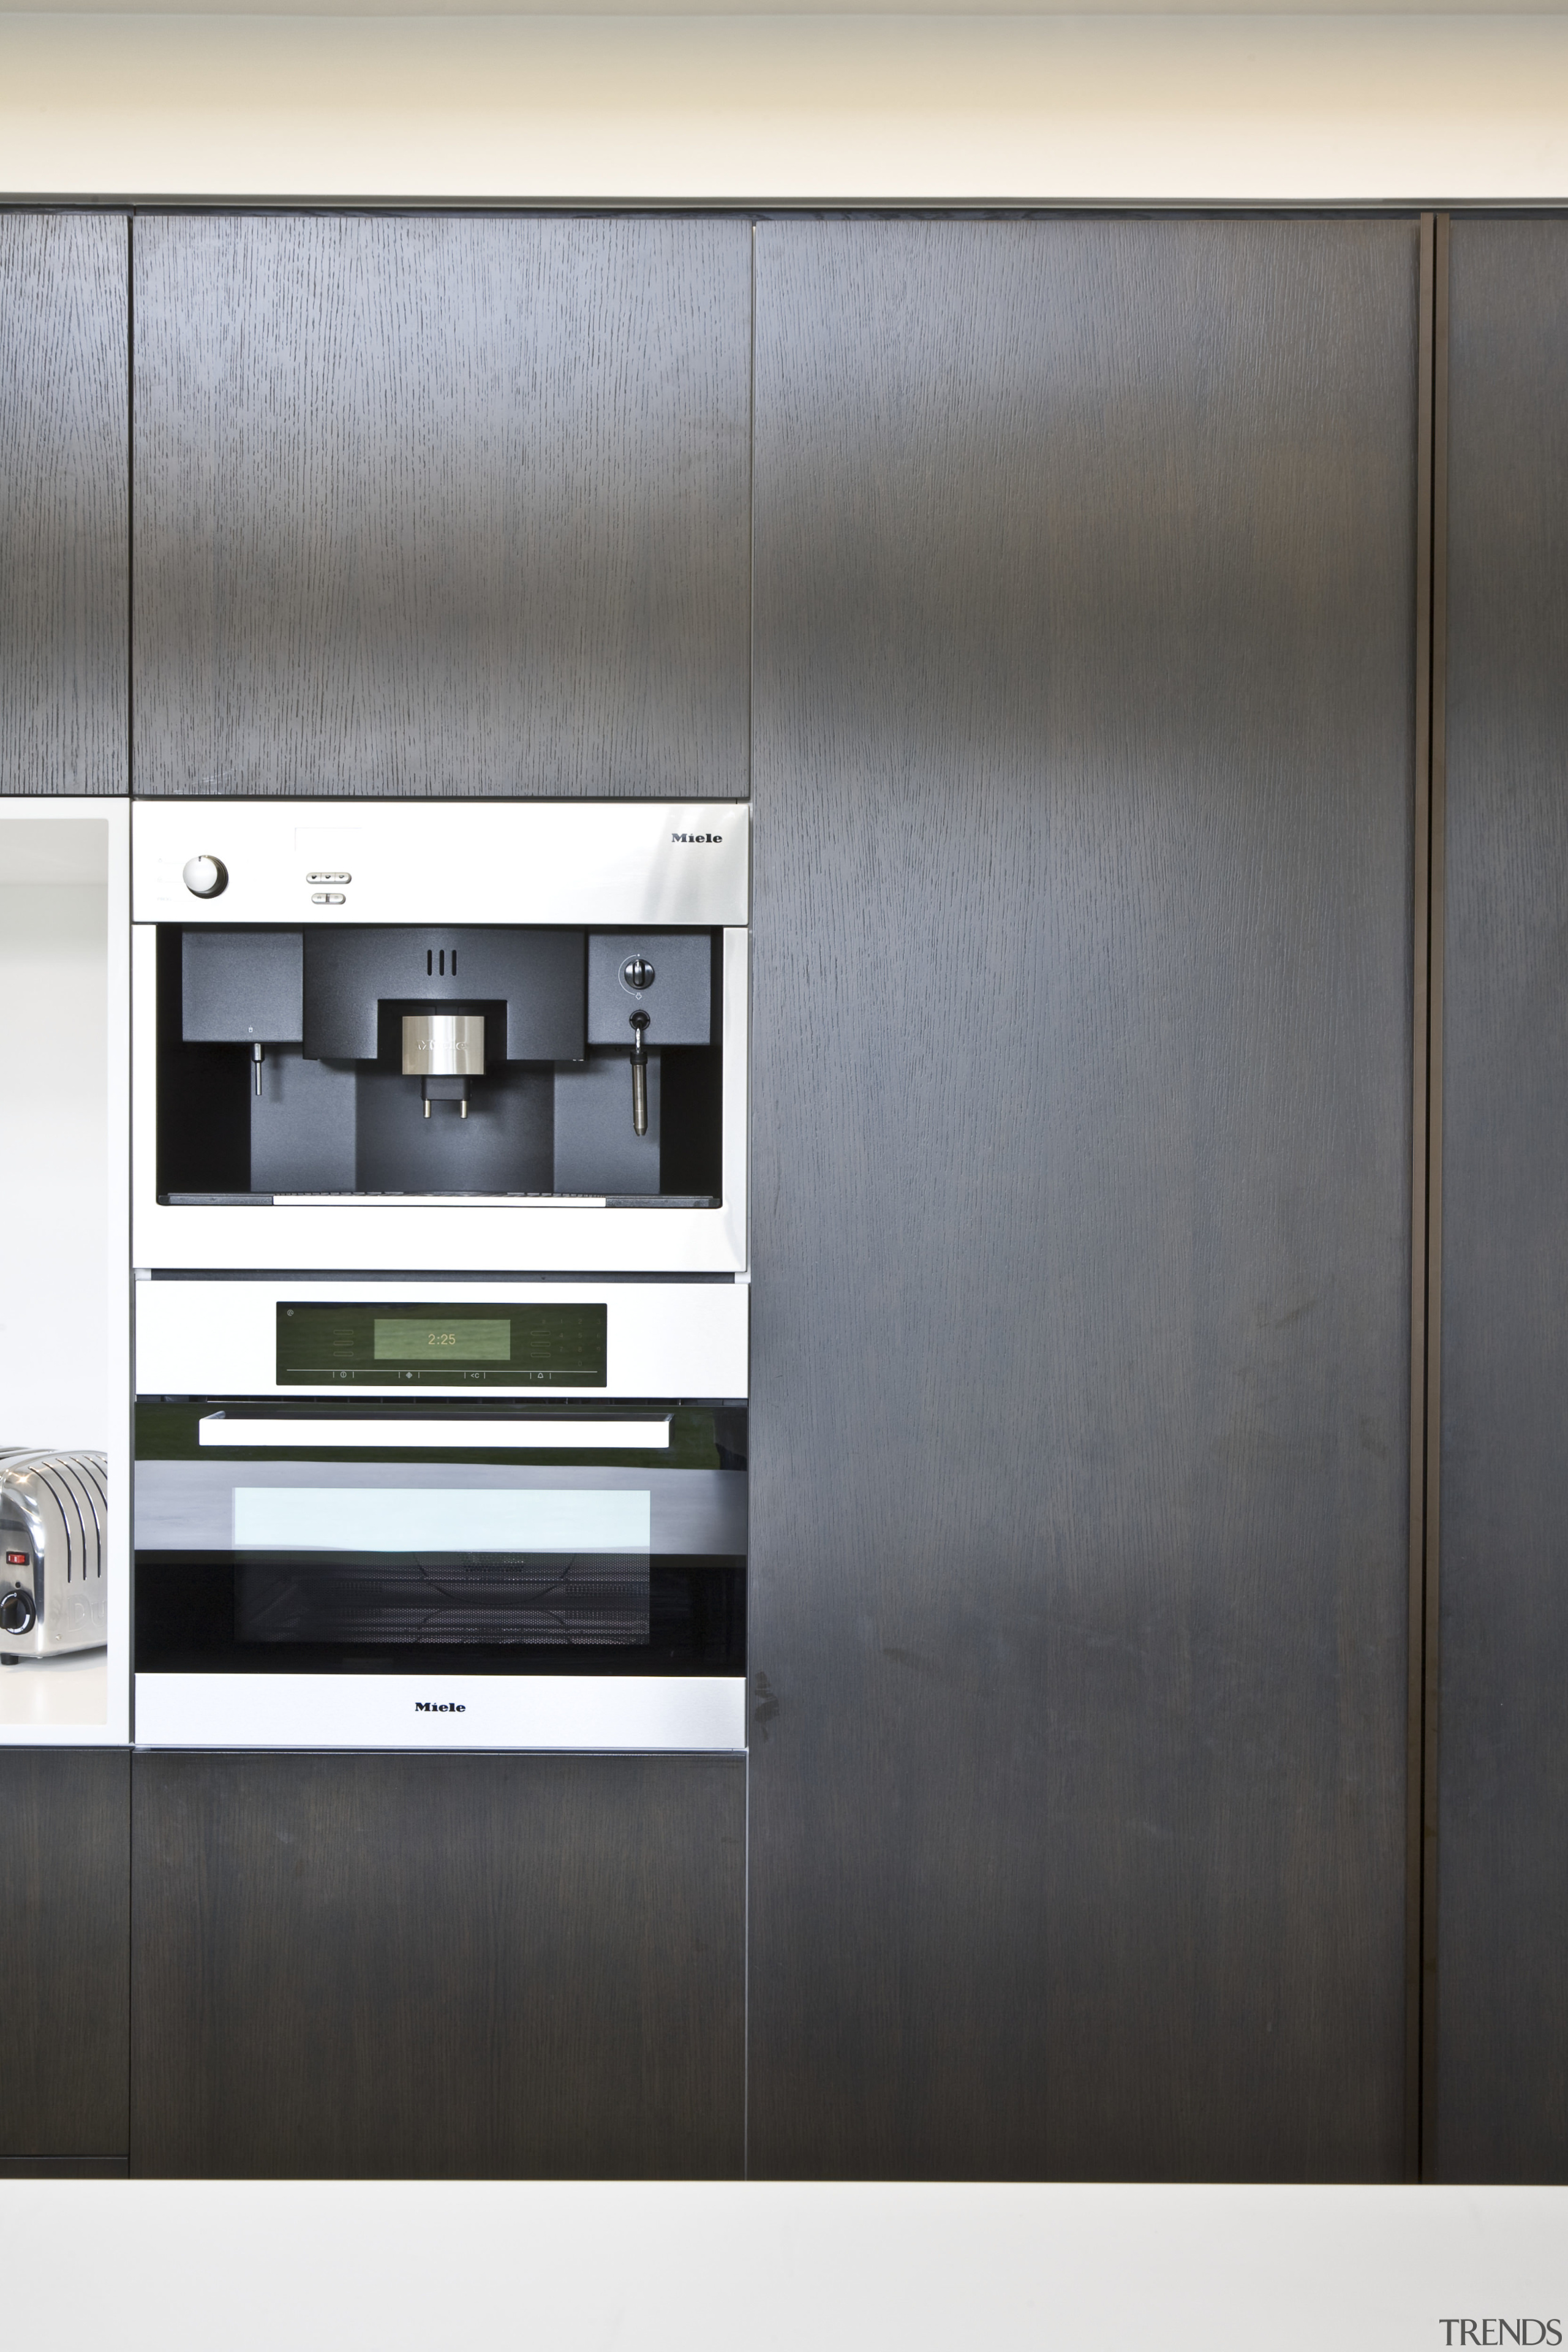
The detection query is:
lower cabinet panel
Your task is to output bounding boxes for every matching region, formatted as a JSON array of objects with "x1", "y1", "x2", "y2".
[
  {"x1": 0, "y1": 2157, "x2": 128, "y2": 2176},
  {"x1": 0, "y1": 1751, "x2": 130, "y2": 2160},
  {"x1": 130, "y1": 1751, "x2": 745, "y2": 2178}
]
